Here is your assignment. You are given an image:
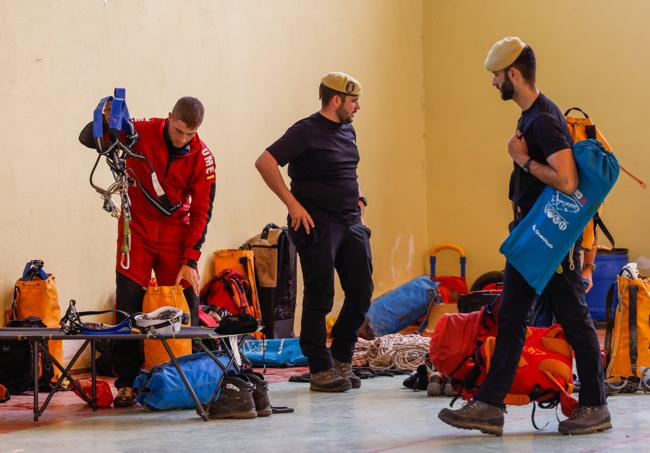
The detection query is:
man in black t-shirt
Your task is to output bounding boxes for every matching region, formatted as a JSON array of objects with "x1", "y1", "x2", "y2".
[
  {"x1": 438, "y1": 37, "x2": 610, "y2": 436},
  {"x1": 255, "y1": 72, "x2": 372, "y2": 392}
]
